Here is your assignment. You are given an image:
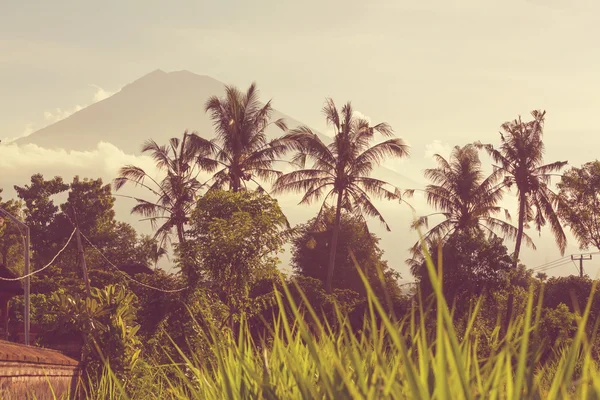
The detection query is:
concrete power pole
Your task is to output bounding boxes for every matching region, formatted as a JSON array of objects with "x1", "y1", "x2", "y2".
[
  {"x1": 571, "y1": 254, "x2": 593, "y2": 278},
  {"x1": 0, "y1": 208, "x2": 30, "y2": 346}
]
